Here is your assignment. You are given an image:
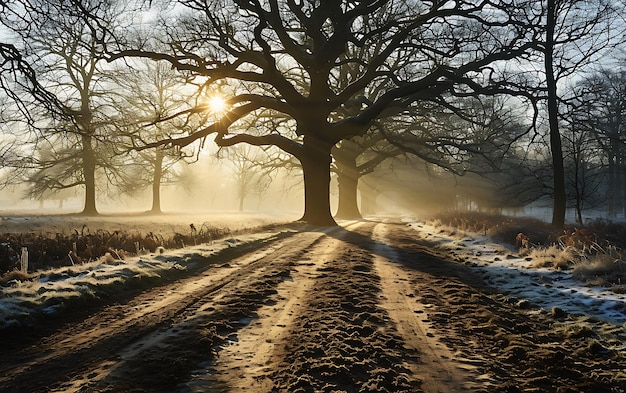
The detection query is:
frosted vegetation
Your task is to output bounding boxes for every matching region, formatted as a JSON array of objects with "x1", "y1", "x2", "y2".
[
  {"x1": 1, "y1": 213, "x2": 624, "y2": 330},
  {"x1": 0, "y1": 230, "x2": 283, "y2": 329}
]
